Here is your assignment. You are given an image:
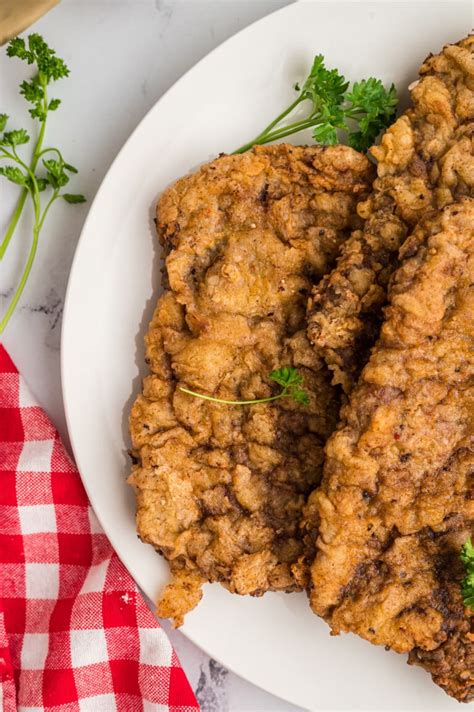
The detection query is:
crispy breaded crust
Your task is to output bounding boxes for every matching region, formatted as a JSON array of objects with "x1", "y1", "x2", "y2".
[
  {"x1": 128, "y1": 144, "x2": 374, "y2": 626},
  {"x1": 307, "y1": 35, "x2": 474, "y2": 392},
  {"x1": 308, "y1": 200, "x2": 474, "y2": 701}
]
